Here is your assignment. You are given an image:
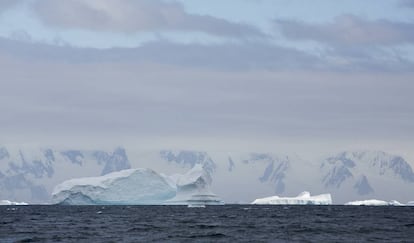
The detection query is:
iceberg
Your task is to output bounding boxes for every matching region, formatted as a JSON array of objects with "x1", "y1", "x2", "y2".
[
  {"x1": 251, "y1": 191, "x2": 332, "y2": 205},
  {"x1": 407, "y1": 201, "x2": 414, "y2": 206},
  {"x1": 165, "y1": 164, "x2": 224, "y2": 206},
  {"x1": 52, "y1": 168, "x2": 176, "y2": 205},
  {"x1": 345, "y1": 199, "x2": 404, "y2": 206},
  {"x1": 52, "y1": 165, "x2": 224, "y2": 205},
  {"x1": 0, "y1": 200, "x2": 28, "y2": 205}
]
